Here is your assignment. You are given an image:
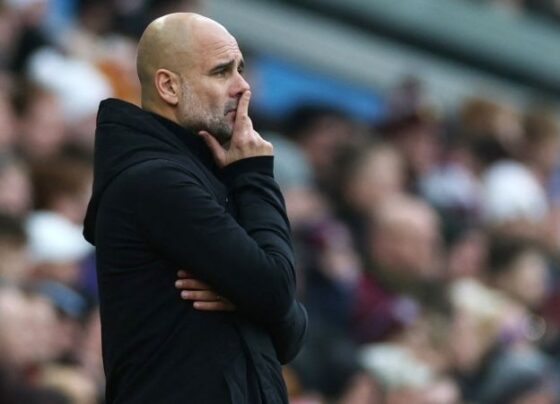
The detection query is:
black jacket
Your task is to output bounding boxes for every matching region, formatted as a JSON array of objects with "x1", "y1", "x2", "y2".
[{"x1": 83, "y1": 98, "x2": 307, "y2": 404}]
